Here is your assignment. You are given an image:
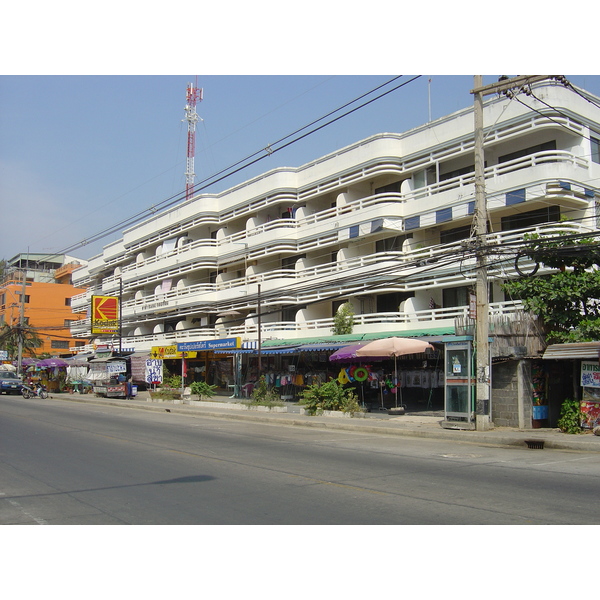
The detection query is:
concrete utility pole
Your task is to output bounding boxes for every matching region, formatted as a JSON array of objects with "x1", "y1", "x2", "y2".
[{"x1": 470, "y1": 75, "x2": 553, "y2": 431}]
